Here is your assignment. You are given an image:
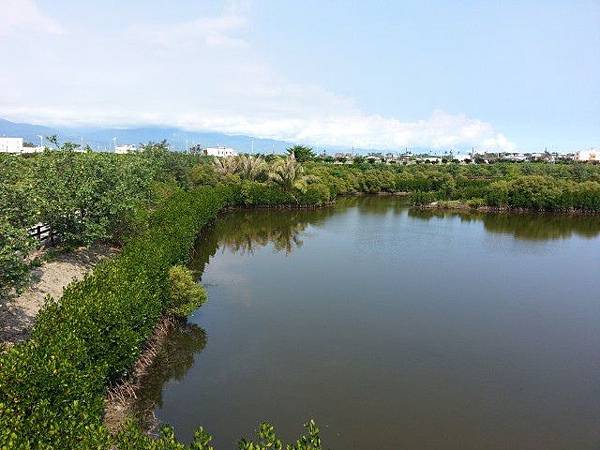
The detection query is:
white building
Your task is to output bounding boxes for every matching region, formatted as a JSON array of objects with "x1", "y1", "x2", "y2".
[
  {"x1": 115, "y1": 144, "x2": 137, "y2": 154},
  {"x1": 453, "y1": 154, "x2": 472, "y2": 162},
  {"x1": 204, "y1": 146, "x2": 238, "y2": 157},
  {"x1": 0, "y1": 137, "x2": 23, "y2": 153},
  {"x1": 575, "y1": 148, "x2": 599, "y2": 162},
  {"x1": 22, "y1": 146, "x2": 44, "y2": 154}
]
